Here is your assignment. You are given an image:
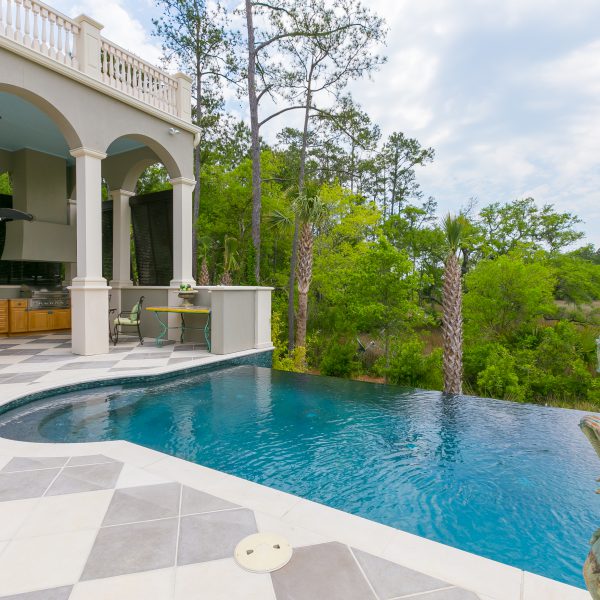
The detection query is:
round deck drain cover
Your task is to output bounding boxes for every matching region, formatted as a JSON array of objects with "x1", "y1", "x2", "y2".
[{"x1": 234, "y1": 533, "x2": 293, "y2": 573}]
